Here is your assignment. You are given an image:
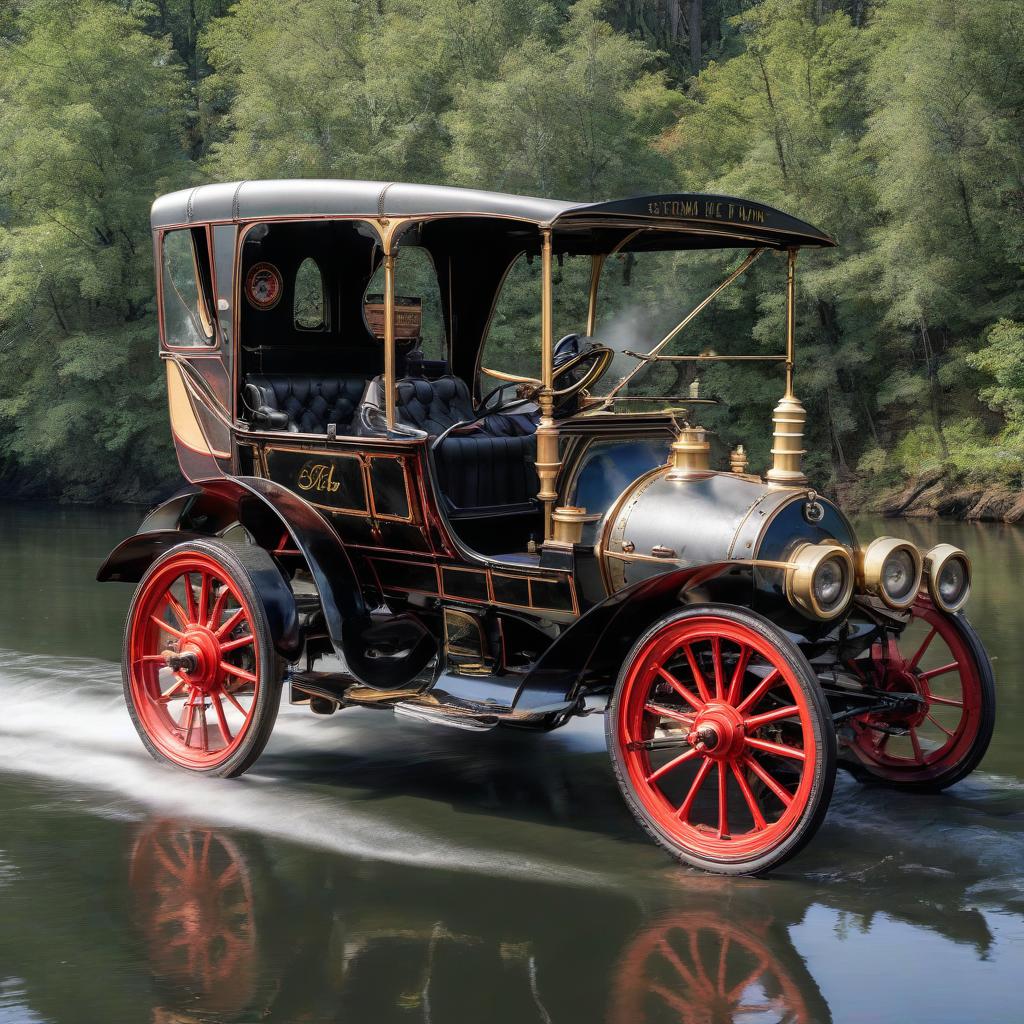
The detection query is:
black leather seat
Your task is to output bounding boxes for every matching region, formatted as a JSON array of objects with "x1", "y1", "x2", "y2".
[
  {"x1": 390, "y1": 374, "x2": 539, "y2": 511},
  {"x1": 245, "y1": 374, "x2": 367, "y2": 434}
]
